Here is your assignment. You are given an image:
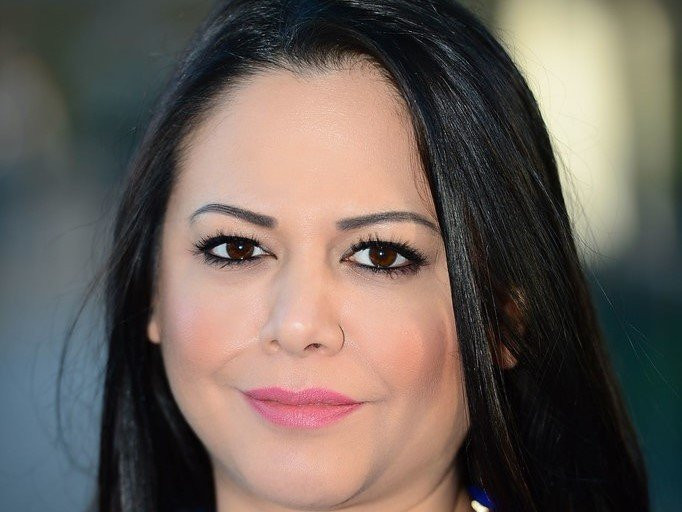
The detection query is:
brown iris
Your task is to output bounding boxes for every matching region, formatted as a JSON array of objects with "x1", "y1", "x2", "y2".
[
  {"x1": 223, "y1": 240, "x2": 255, "y2": 260},
  {"x1": 367, "y1": 245, "x2": 398, "y2": 268}
]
